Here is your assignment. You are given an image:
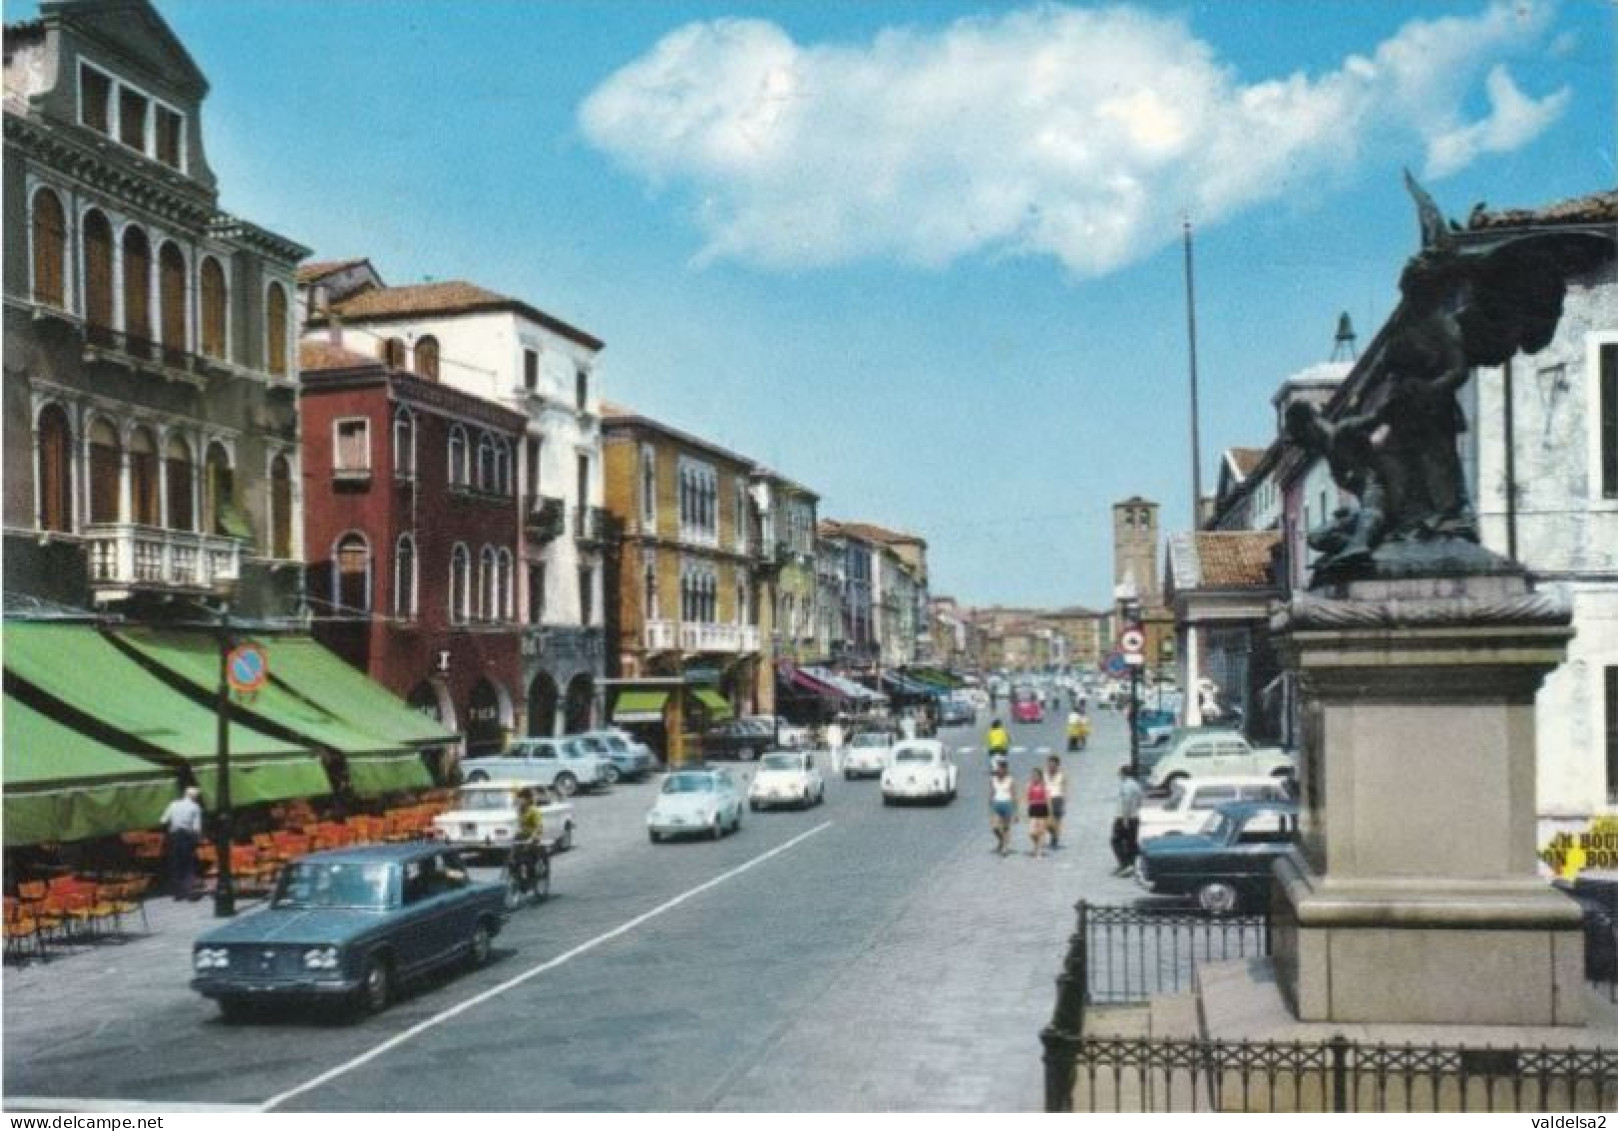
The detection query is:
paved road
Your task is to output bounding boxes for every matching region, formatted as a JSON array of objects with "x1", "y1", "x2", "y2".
[{"x1": 5, "y1": 703, "x2": 1147, "y2": 1112}]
